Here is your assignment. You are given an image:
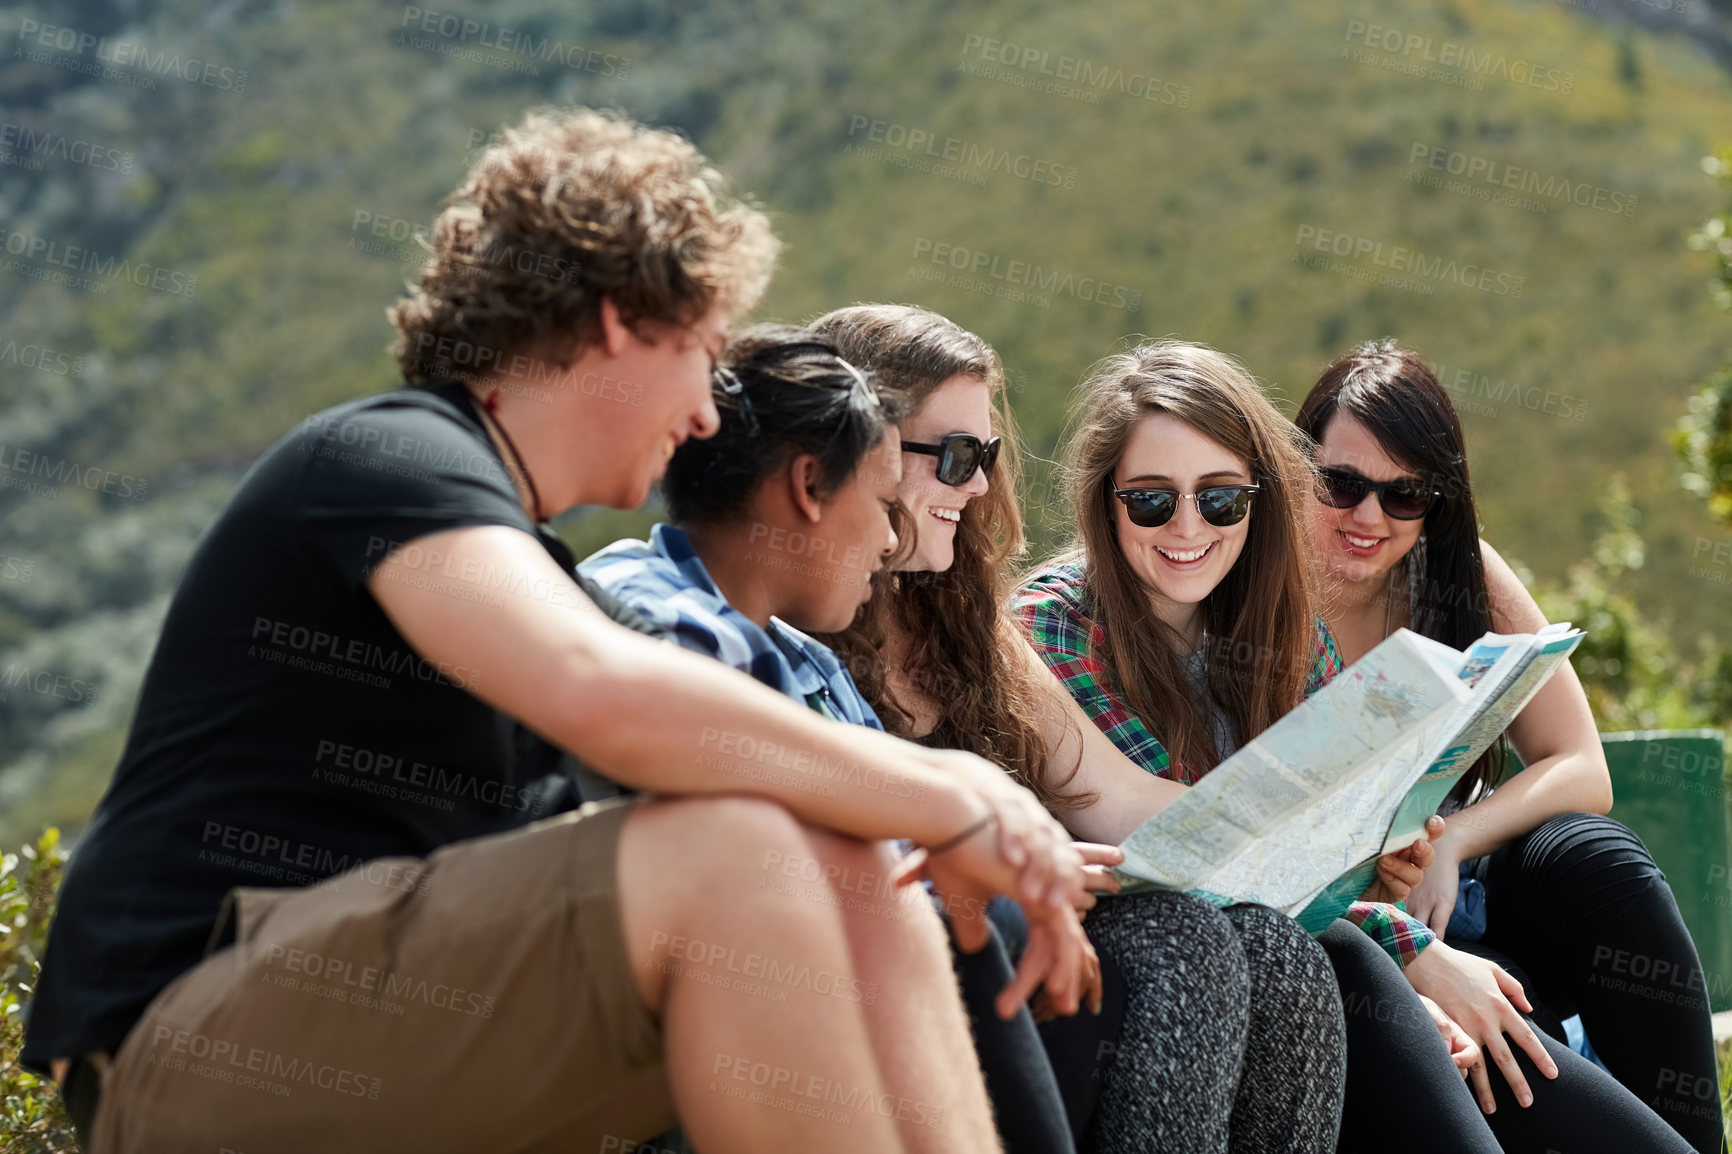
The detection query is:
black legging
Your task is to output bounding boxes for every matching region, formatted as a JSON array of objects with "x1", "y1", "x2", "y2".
[
  {"x1": 1320, "y1": 920, "x2": 1697, "y2": 1154},
  {"x1": 983, "y1": 895, "x2": 1131, "y2": 1148},
  {"x1": 1461, "y1": 812, "x2": 1725, "y2": 1154},
  {"x1": 951, "y1": 912, "x2": 1078, "y2": 1154}
]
